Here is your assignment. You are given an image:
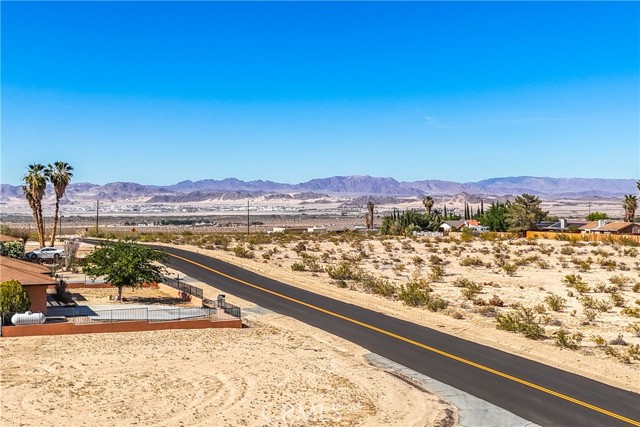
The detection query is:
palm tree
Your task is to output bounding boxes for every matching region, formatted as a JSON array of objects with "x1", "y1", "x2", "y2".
[
  {"x1": 623, "y1": 195, "x2": 638, "y2": 223},
  {"x1": 45, "y1": 162, "x2": 74, "y2": 246},
  {"x1": 422, "y1": 196, "x2": 434, "y2": 216},
  {"x1": 22, "y1": 164, "x2": 47, "y2": 247}
]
